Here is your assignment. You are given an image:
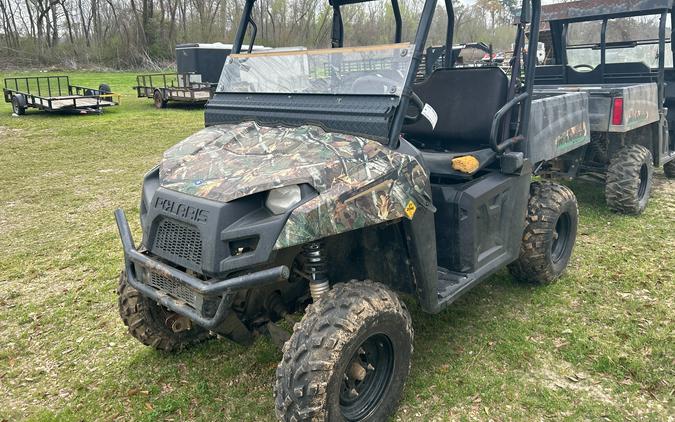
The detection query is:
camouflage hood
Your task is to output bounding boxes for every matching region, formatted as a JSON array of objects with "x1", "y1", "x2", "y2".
[{"x1": 161, "y1": 121, "x2": 421, "y2": 203}]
